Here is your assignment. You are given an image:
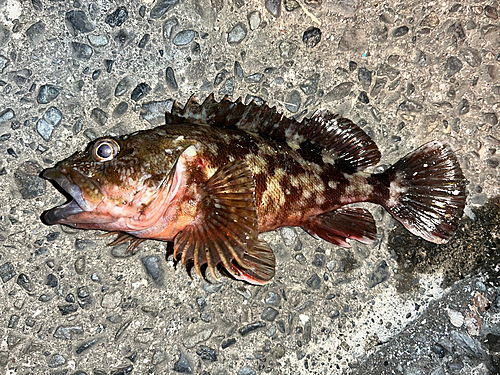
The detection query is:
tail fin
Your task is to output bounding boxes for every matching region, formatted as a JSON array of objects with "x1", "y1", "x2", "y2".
[{"x1": 378, "y1": 140, "x2": 466, "y2": 244}]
